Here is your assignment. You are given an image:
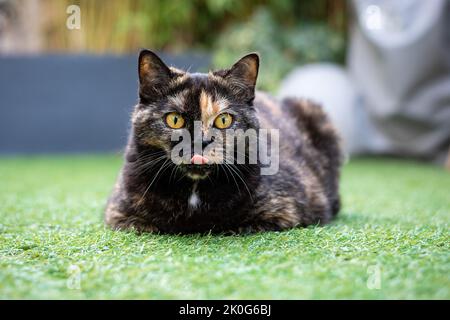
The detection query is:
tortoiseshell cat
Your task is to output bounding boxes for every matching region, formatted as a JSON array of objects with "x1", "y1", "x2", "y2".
[{"x1": 105, "y1": 50, "x2": 342, "y2": 234}]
